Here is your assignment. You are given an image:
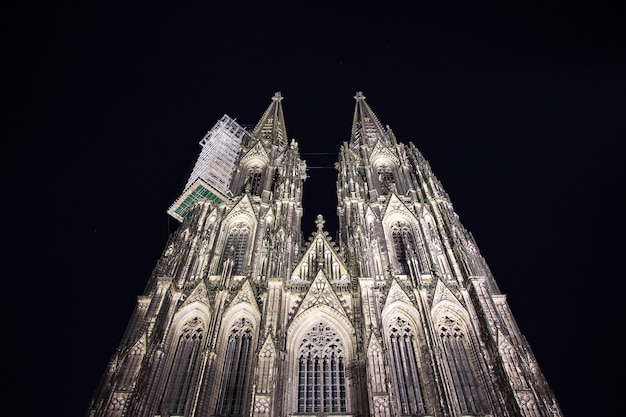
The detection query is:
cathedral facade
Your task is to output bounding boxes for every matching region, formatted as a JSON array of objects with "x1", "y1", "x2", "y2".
[{"x1": 87, "y1": 92, "x2": 562, "y2": 417}]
